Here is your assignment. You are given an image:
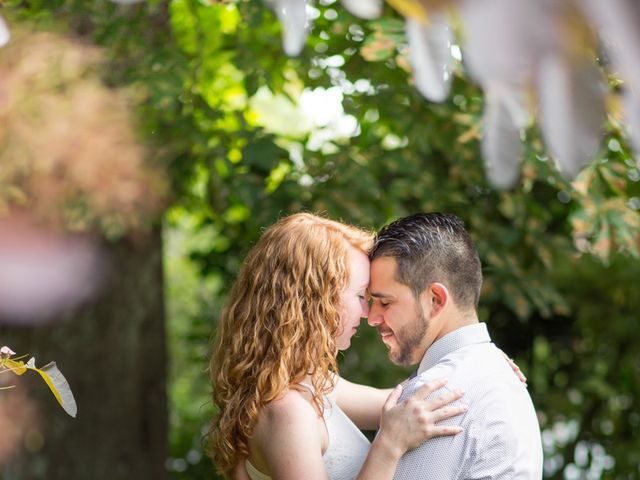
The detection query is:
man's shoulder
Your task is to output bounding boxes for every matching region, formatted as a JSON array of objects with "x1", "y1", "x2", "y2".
[
  {"x1": 397, "y1": 344, "x2": 542, "y2": 479},
  {"x1": 417, "y1": 342, "x2": 505, "y2": 384},
  {"x1": 416, "y1": 342, "x2": 536, "y2": 413}
]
